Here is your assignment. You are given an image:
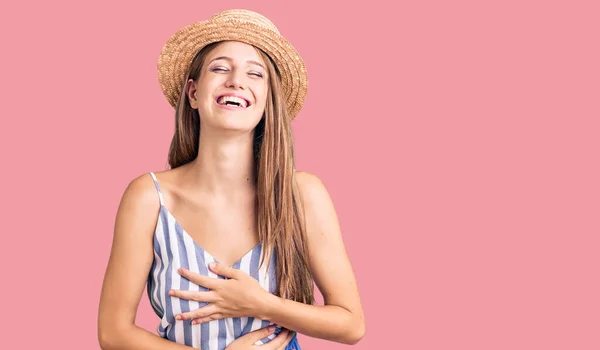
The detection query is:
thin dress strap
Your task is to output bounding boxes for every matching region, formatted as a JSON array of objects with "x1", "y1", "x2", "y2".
[{"x1": 149, "y1": 172, "x2": 165, "y2": 206}]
